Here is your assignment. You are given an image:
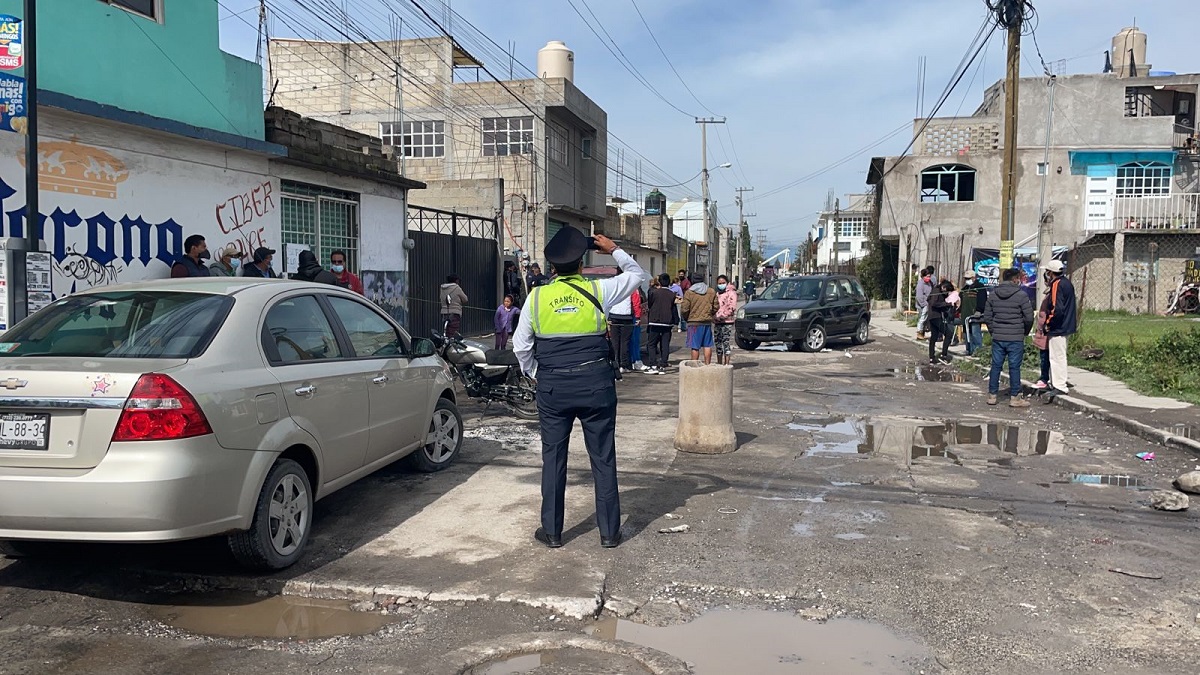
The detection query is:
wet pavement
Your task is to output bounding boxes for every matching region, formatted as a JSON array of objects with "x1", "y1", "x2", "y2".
[{"x1": 2, "y1": 332, "x2": 1199, "y2": 673}]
